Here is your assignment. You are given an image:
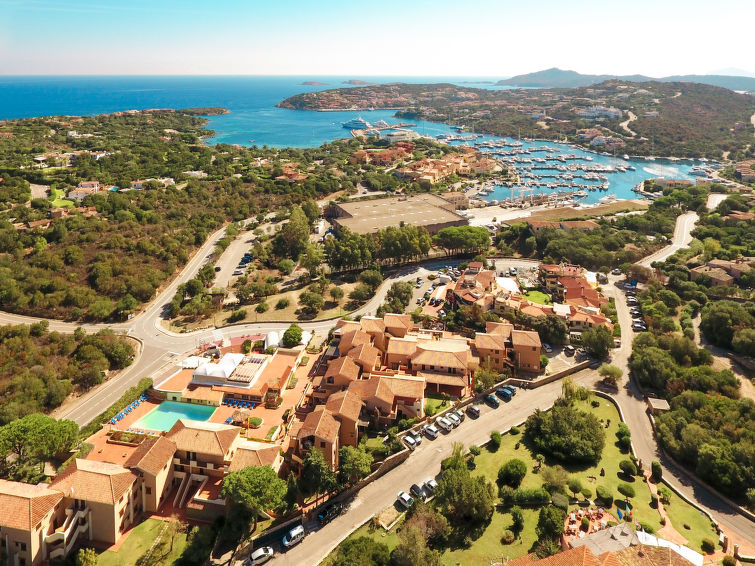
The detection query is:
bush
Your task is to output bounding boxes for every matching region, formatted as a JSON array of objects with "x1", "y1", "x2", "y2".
[
  {"x1": 510, "y1": 506, "x2": 524, "y2": 532},
  {"x1": 498, "y1": 459, "x2": 527, "y2": 488},
  {"x1": 501, "y1": 529, "x2": 515, "y2": 545},
  {"x1": 581, "y1": 516, "x2": 590, "y2": 530},
  {"x1": 700, "y1": 538, "x2": 716, "y2": 554},
  {"x1": 552, "y1": 493, "x2": 569, "y2": 510},
  {"x1": 580, "y1": 487, "x2": 592, "y2": 500},
  {"x1": 249, "y1": 417, "x2": 263, "y2": 428},
  {"x1": 425, "y1": 403, "x2": 438, "y2": 417},
  {"x1": 255, "y1": 301, "x2": 269, "y2": 313},
  {"x1": 489, "y1": 431, "x2": 502, "y2": 451},
  {"x1": 651, "y1": 460, "x2": 662, "y2": 482},
  {"x1": 227, "y1": 308, "x2": 247, "y2": 323},
  {"x1": 619, "y1": 459, "x2": 637, "y2": 477},
  {"x1": 596, "y1": 485, "x2": 613, "y2": 507},
  {"x1": 469, "y1": 445, "x2": 482, "y2": 457},
  {"x1": 639, "y1": 521, "x2": 655, "y2": 534},
  {"x1": 722, "y1": 556, "x2": 736, "y2": 566},
  {"x1": 510, "y1": 425, "x2": 520, "y2": 435},
  {"x1": 275, "y1": 298, "x2": 290, "y2": 310}
]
